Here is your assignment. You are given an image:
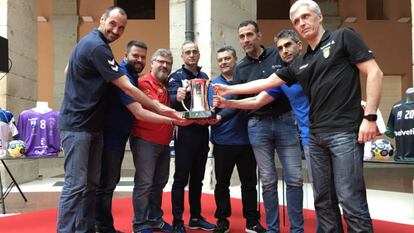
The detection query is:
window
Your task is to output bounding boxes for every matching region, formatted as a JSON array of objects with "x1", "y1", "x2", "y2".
[
  {"x1": 257, "y1": 0, "x2": 290, "y2": 20},
  {"x1": 367, "y1": 0, "x2": 386, "y2": 20},
  {"x1": 115, "y1": 0, "x2": 155, "y2": 19}
]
